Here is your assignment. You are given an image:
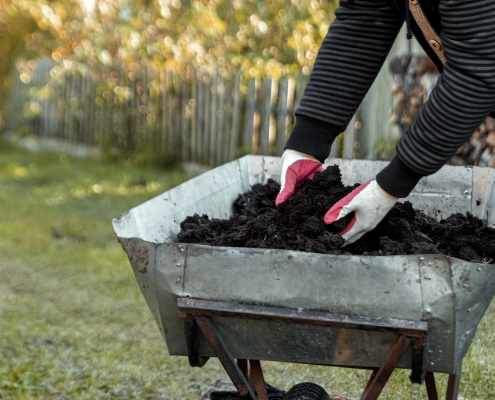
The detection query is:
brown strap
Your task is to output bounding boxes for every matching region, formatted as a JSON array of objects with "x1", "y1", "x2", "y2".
[{"x1": 409, "y1": 0, "x2": 446, "y2": 64}]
